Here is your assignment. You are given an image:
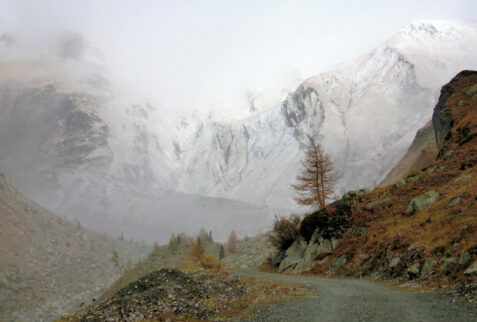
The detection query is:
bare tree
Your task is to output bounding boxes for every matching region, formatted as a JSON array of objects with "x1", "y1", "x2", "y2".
[{"x1": 292, "y1": 135, "x2": 338, "y2": 210}]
